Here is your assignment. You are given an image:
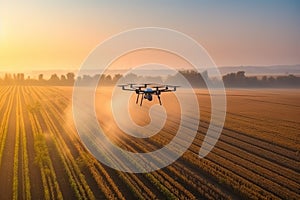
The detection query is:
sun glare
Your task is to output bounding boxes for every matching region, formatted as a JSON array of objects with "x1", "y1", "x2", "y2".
[{"x1": 0, "y1": 21, "x2": 3, "y2": 39}]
